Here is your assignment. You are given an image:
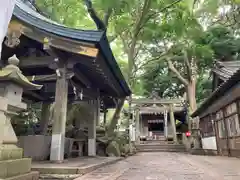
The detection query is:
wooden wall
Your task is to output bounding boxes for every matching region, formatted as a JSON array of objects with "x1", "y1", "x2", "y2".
[{"x1": 200, "y1": 99, "x2": 240, "y2": 157}]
